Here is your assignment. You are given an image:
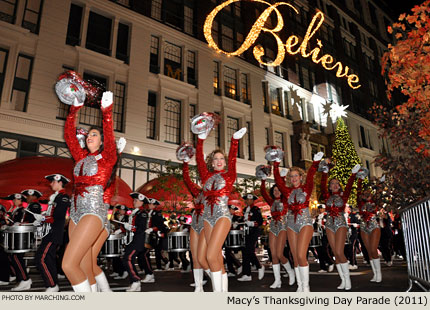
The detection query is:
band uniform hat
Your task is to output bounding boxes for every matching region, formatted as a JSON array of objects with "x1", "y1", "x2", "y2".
[
  {"x1": 129, "y1": 192, "x2": 147, "y2": 202},
  {"x1": 146, "y1": 197, "x2": 160, "y2": 205},
  {"x1": 45, "y1": 174, "x2": 71, "y2": 185},
  {"x1": 242, "y1": 193, "x2": 258, "y2": 201},
  {"x1": 21, "y1": 189, "x2": 43, "y2": 198},
  {"x1": 118, "y1": 205, "x2": 129, "y2": 211},
  {"x1": 228, "y1": 205, "x2": 238, "y2": 211},
  {"x1": 5, "y1": 193, "x2": 27, "y2": 202}
]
